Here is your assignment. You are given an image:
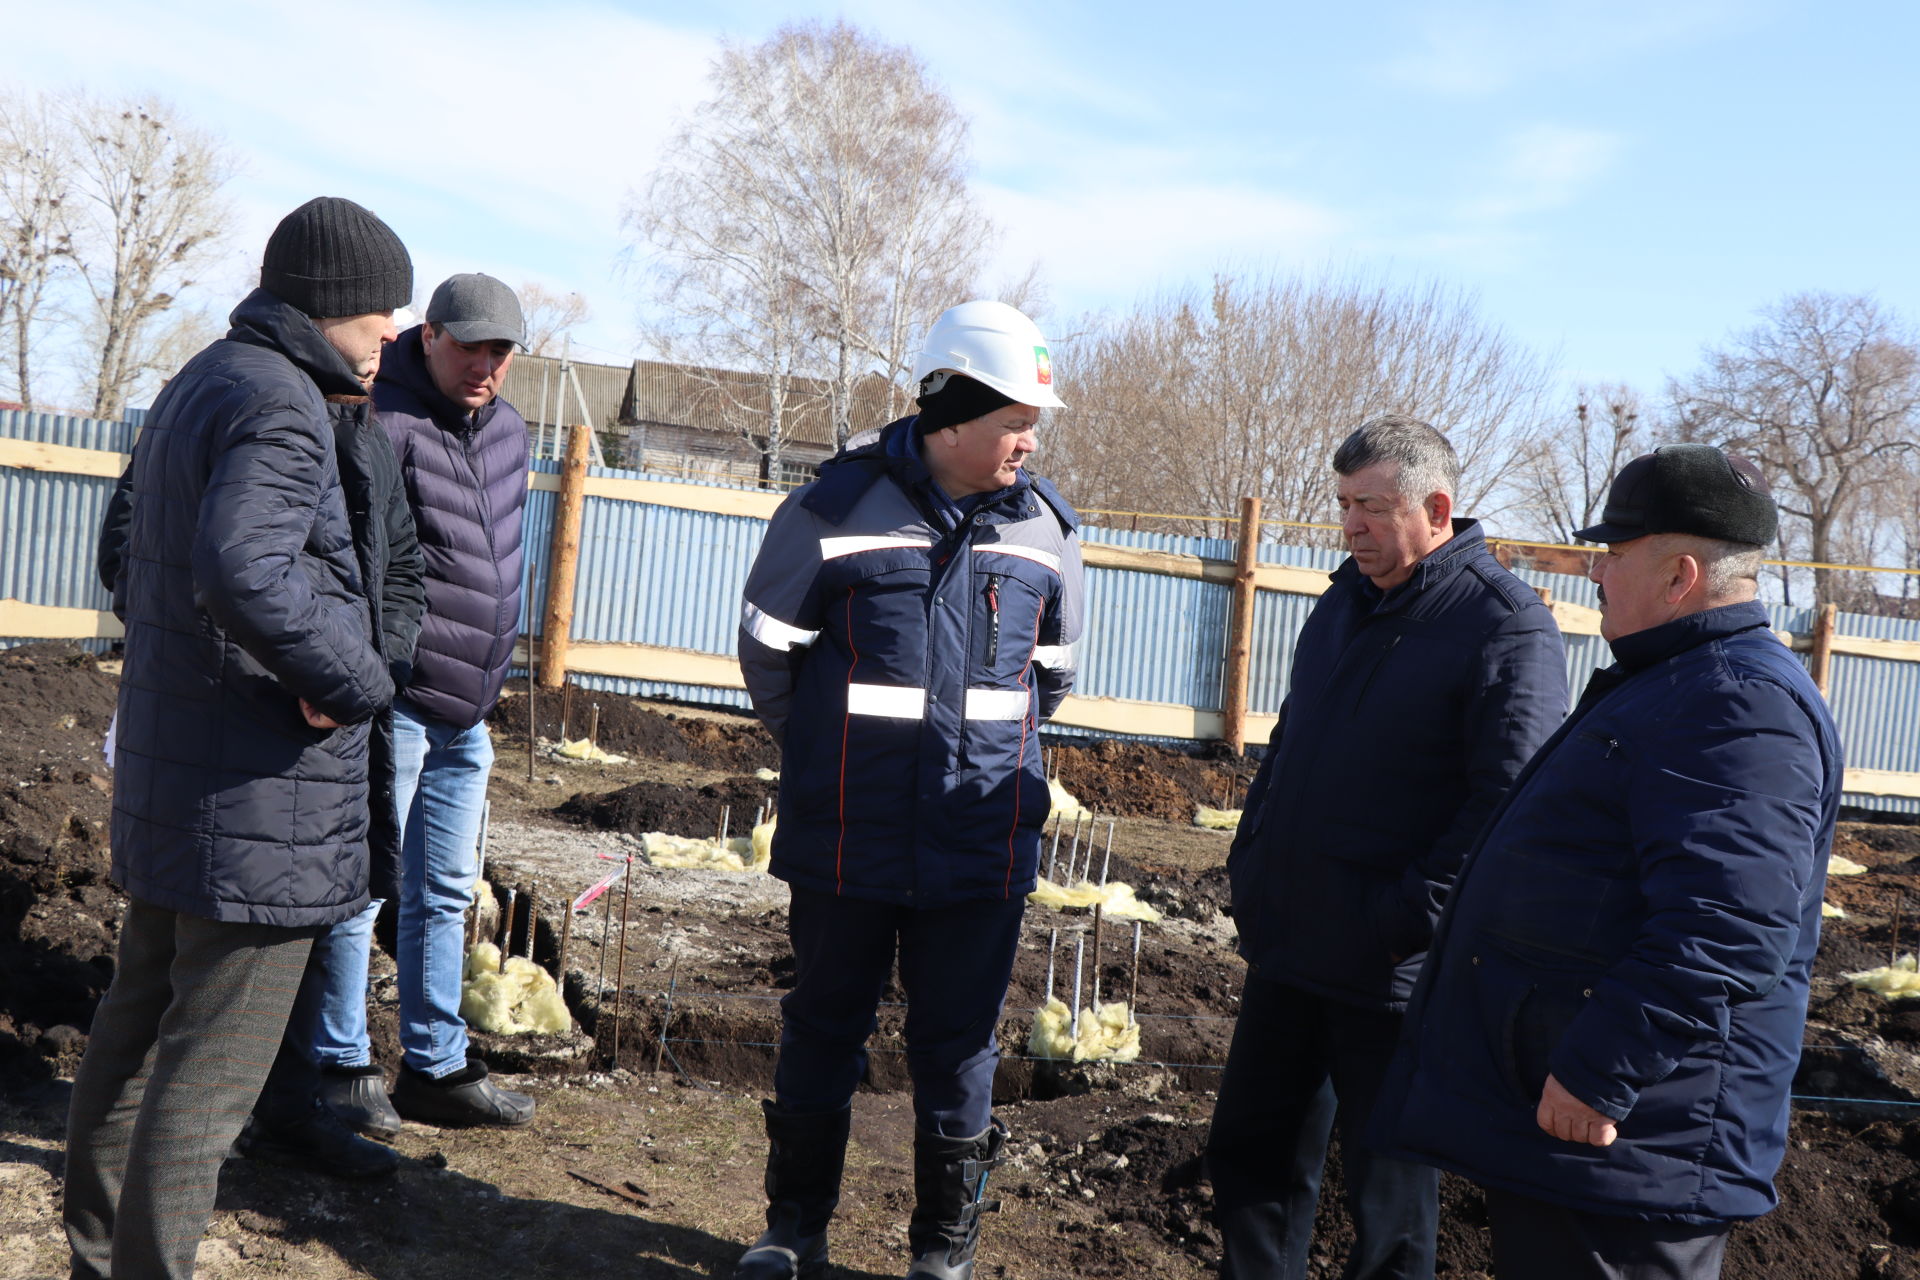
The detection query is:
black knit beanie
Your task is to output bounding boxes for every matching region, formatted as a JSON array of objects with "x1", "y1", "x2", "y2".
[
  {"x1": 261, "y1": 197, "x2": 413, "y2": 318},
  {"x1": 915, "y1": 372, "x2": 1016, "y2": 434}
]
